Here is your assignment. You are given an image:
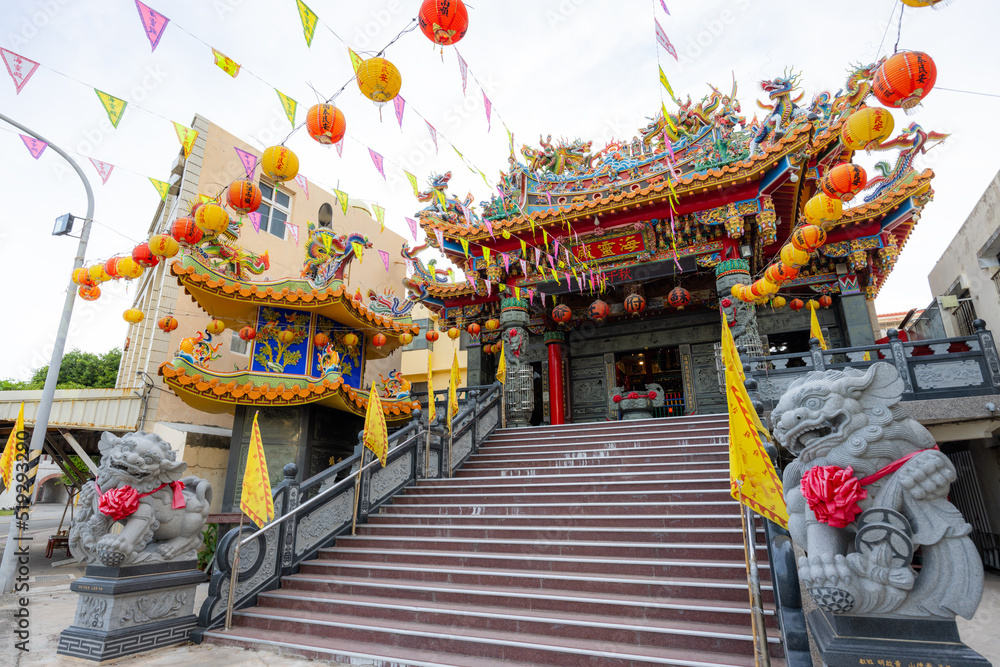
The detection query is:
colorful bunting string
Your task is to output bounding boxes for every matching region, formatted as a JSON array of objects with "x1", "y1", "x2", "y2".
[
  {"x1": 19, "y1": 134, "x2": 46, "y2": 159},
  {"x1": 0, "y1": 47, "x2": 39, "y2": 94},
  {"x1": 134, "y1": 0, "x2": 169, "y2": 52}
]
